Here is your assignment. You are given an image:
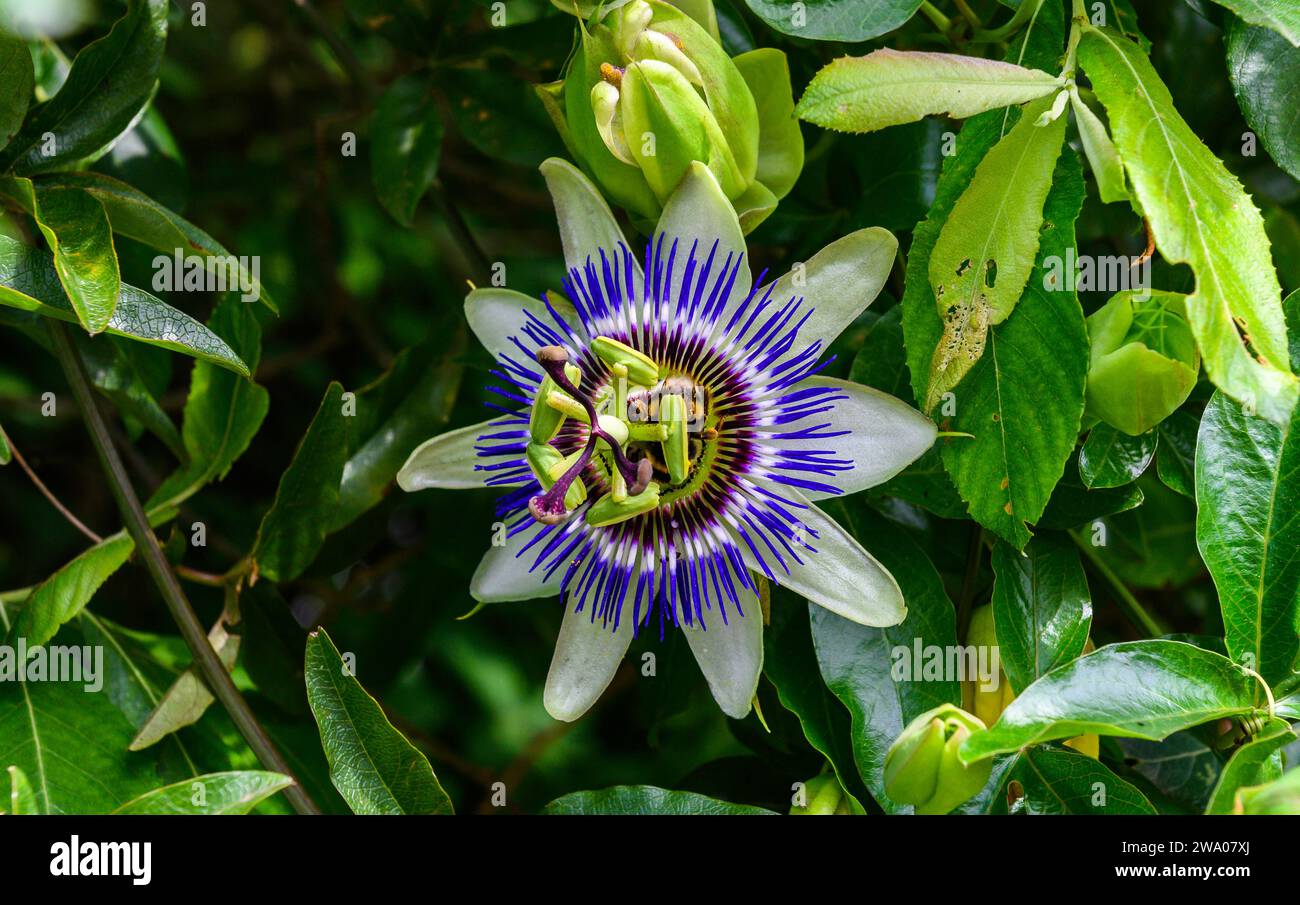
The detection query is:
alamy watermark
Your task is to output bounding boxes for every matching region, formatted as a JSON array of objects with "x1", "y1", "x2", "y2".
[
  {"x1": 891, "y1": 639, "x2": 1000, "y2": 691},
  {"x1": 1042, "y1": 247, "x2": 1151, "y2": 299},
  {"x1": 0, "y1": 639, "x2": 103, "y2": 692},
  {"x1": 152, "y1": 248, "x2": 261, "y2": 303}
]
